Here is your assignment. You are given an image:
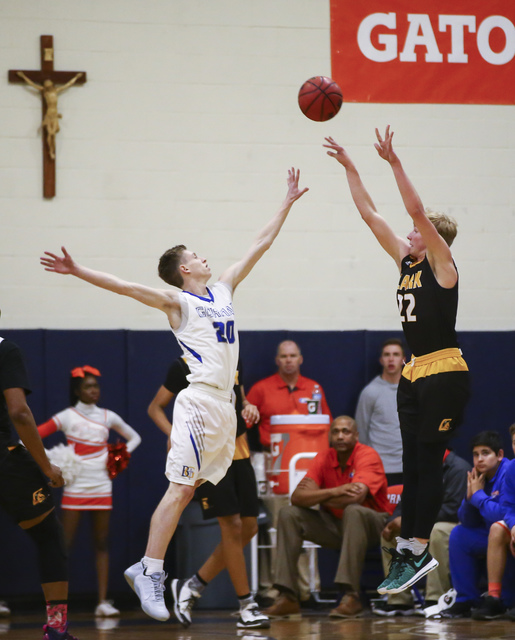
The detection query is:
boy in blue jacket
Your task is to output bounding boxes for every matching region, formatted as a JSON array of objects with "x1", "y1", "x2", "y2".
[
  {"x1": 471, "y1": 424, "x2": 515, "y2": 620},
  {"x1": 443, "y1": 431, "x2": 510, "y2": 618}
]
